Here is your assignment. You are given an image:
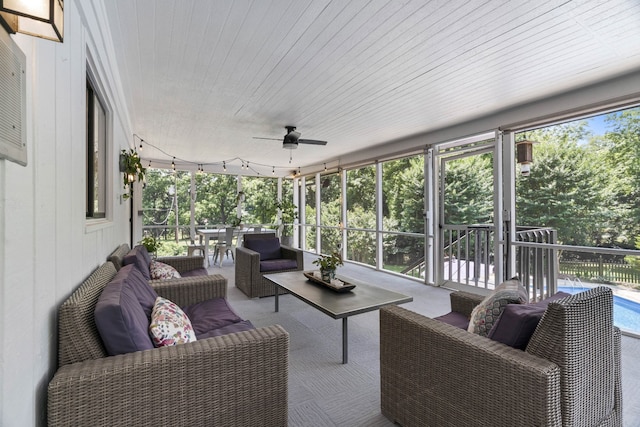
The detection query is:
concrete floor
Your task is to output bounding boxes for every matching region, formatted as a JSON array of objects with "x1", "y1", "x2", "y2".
[{"x1": 210, "y1": 251, "x2": 640, "y2": 426}]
